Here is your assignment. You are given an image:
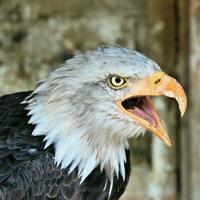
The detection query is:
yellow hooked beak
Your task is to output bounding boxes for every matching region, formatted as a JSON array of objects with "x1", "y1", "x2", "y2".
[{"x1": 116, "y1": 71, "x2": 187, "y2": 146}]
